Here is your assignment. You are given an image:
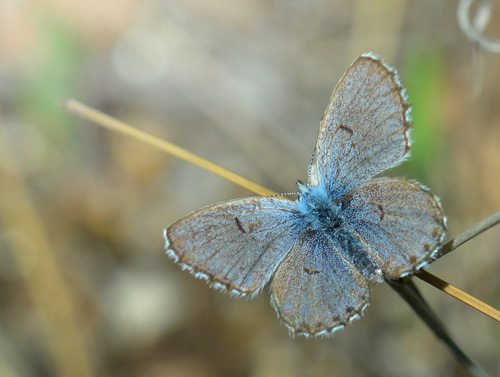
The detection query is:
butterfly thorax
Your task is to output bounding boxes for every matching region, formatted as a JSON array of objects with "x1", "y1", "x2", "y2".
[{"x1": 296, "y1": 182, "x2": 345, "y2": 233}]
